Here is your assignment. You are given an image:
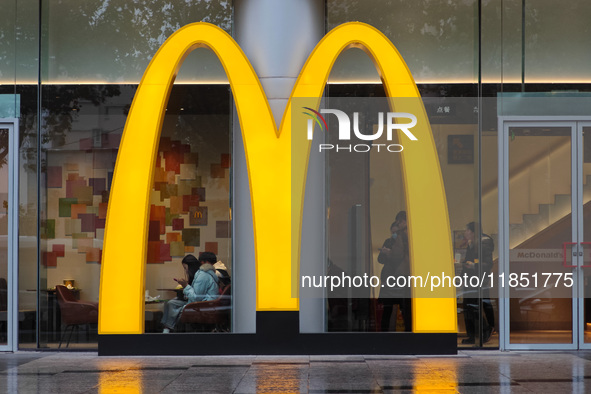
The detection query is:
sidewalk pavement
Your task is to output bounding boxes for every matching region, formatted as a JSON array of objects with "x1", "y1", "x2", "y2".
[{"x1": 1, "y1": 350, "x2": 591, "y2": 393}]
